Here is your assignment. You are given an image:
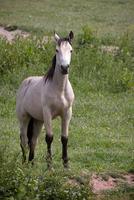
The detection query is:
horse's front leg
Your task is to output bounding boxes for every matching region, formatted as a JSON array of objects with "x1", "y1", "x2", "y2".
[
  {"x1": 43, "y1": 108, "x2": 53, "y2": 169},
  {"x1": 61, "y1": 107, "x2": 72, "y2": 168}
]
